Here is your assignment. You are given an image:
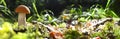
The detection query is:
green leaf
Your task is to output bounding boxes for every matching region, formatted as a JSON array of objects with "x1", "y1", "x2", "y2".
[
  {"x1": 27, "y1": 16, "x2": 33, "y2": 22},
  {"x1": 48, "y1": 15, "x2": 52, "y2": 22}
]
